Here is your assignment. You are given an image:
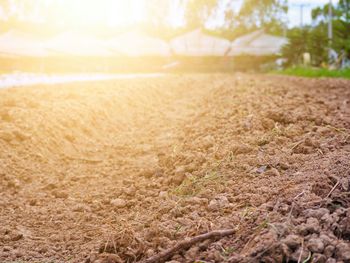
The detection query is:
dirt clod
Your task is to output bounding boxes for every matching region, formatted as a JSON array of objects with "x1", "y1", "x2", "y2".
[
  {"x1": 110, "y1": 198, "x2": 127, "y2": 208},
  {"x1": 307, "y1": 238, "x2": 325, "y2": 253}
]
